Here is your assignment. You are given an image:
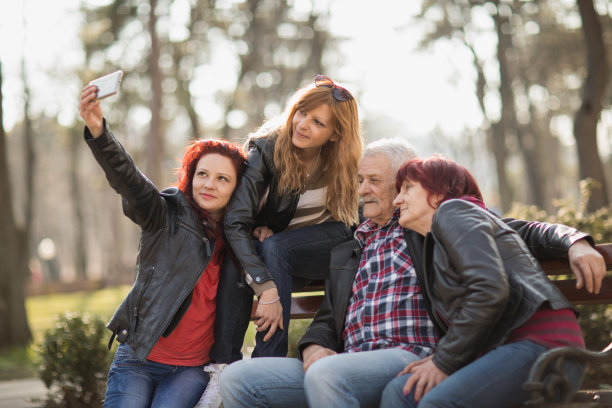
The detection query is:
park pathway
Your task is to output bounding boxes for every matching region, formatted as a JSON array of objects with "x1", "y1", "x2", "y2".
[{"x1": 0, "y1": 377, "x2": 46, "y2": 408}]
